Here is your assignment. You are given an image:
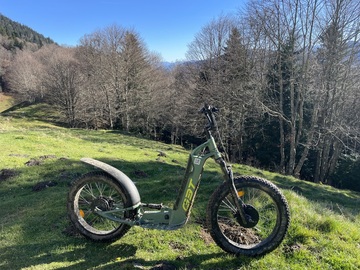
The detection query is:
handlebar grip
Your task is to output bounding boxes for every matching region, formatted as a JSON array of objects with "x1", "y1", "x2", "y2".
[
  {"x1": 199, "y1": 104, "x2": 218, "y2": 113},
  {"x1": 211, "y1": 106, "x2": 219, "y2": 113}
]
